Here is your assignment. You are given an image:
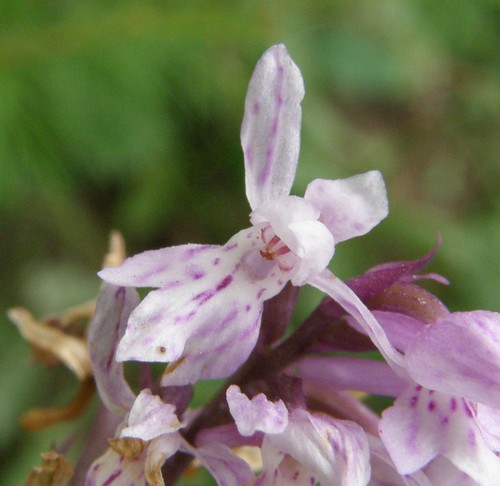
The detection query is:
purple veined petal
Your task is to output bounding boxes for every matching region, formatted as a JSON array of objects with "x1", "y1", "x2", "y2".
[
  {"x1": 227, "y1": 385, "x2": 288, "y2": 436},
  {"x1": 309, "y1": 270, "x2": 407, "y2": 377},
  {"x1": 405, "y1": 311, "x2": 500, "y2": 408},
  {"x1": 304, "y1": 171, "x2": 388, "y2": 243},
  {"x1": 98, "y1": 243, "x2": 222, "y2": 289},
  {"x1": 379, "y1": 386, "x2": 500, "y2": 485},
  {"x1": 160, "y1": 301, "x2": 264, "y2": 385},
  {"x1": 85, "y1": 447, "x2": 148, "y2": 486},
  {"x1": 120, "y1": 389, "x2": 182, "y2": 442},
  {"x1": 299, "y1": 356, "x2": 408, "y2": 397},
  {"x1": 87, "y1": 283, "x2": 139, "y2": 416},
  {"x1": 115, "y1": 227, "x2": 290, "y2": 385},
  {"x1": 241, "y1": 44, "x2": 305, "y2": 210},
  {"x1": 182, "y1": 441, "x2": 255, "y2": 486},
  {"x1": 264, "y1": 408, "x2": 371, "y2": 486}
]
